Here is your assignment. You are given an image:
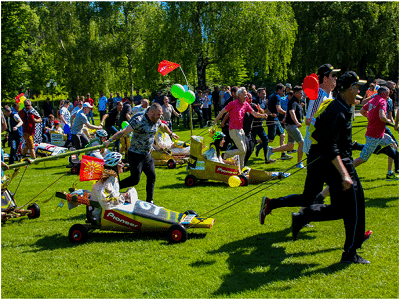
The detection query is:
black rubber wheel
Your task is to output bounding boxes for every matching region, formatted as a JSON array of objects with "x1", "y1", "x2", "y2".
[
  {"x1": 167, "y1": 224, "x2": 188, "y2": 243},
  {"x1": 167, "y1": 159, "x2": 176, "y2": 169},
  {"x1": 183, "y1": 210, "x2": 198, "y2": 217},
  {"x1": 69, "y1": 224, "x2": 88, "y2": 244},
  {"x1": 238, "y1": 174, "x2": 249, "y2": 186},
  {"x1": 185, "y1": 175, "x2": 197, "y2": 187},
  {"x1": 27, "y1": 203, "x2": 40, "y2": 219},
  {"x1": 71, "y1": 164, "x2": 80, "y2": 174}
]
